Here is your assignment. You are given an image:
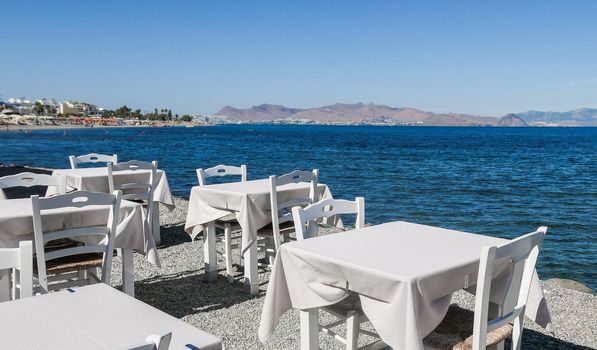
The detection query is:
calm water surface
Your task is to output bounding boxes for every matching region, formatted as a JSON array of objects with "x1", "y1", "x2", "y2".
[{"x1": 1, "y1": 125, "x2": 595, "y2": 289}]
